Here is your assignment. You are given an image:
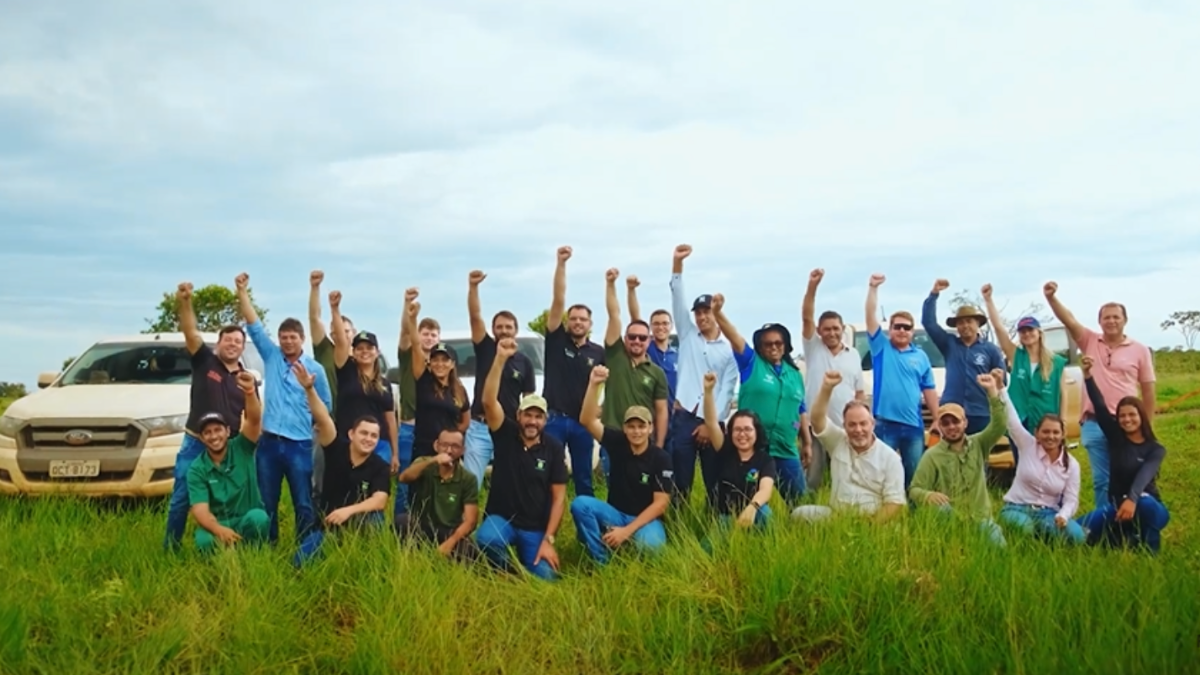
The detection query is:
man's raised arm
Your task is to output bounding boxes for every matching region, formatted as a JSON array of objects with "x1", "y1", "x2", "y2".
[
  {"x1": 468, "y1": 270, "x2": 488, "y2": 344},
  {"x1": 292, "y1": 362, "x2": 335, "y2": 447},
  {"x1": 483, "y1": 338, "x2": 518, "y2": 431},
  {"x1": 546, "y1": 246, "x2": 571, "y2": 334},
  {"x1": 329, "y1": 291, "x2": 350, "y2": 368},
  {"x1": 710, "y1": 293, "x2": 747, "y2": 354},
  {"x1": 398, "y1": 287, "x2": 418, "y2": 352},
  {"x1": 308, "y1": 270, "x2": 327, "y2": 347},
  {"x1": 865, "y1": 274, "x2": 885, "y2": 336},
  {"x1": 604, "y1": 268, "x2": 623, "y2": 347},
  {"x1": 669, "y1": 244, "x2": 695, "y2": 338},
  {"x1": 626, "y1": 275, "x2": 643, "y2": 323},
  {"x1": 1042, "y1": 281, "x2": 1088, "y2": 345},
  {"x1": 237, "y1": 371, "x2": 263, "y2": 443},
  {"x1": 810, "y1": 371, "x2": 842, "y2": 437},
  {"x1": 580, "y1": 366, "x2": 608, "y2": 442},
  {"x1": 175, "y1": 282, "x2": 203, "y2": 355},
  {"x1": 801, "y1": 269, "x2": 823, "y2": 341}
]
